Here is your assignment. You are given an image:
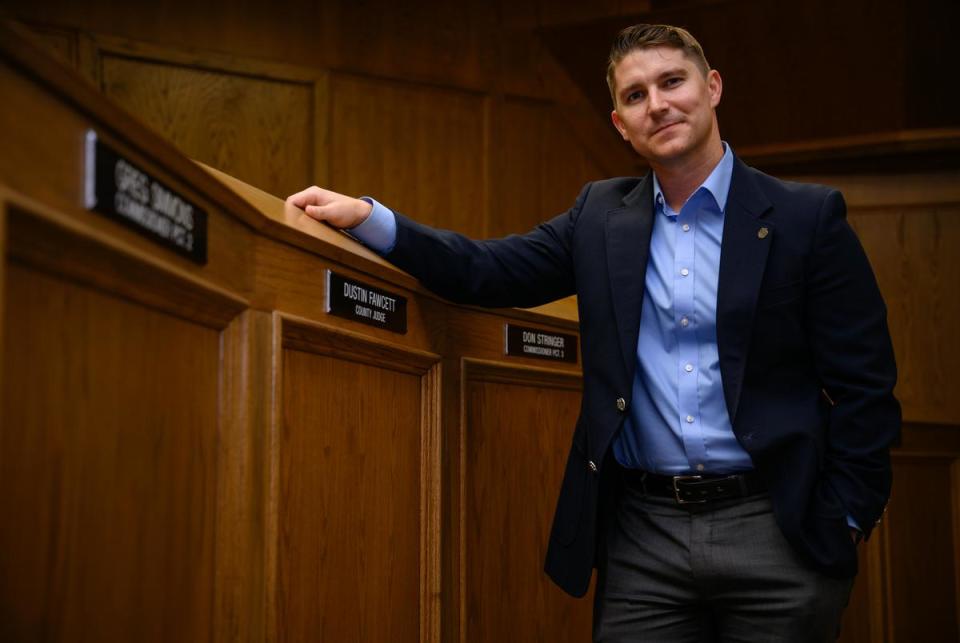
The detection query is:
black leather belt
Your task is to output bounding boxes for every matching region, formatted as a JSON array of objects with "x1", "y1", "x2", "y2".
[{"x1": 621, "y1": 467, "x2": 767, "y2": 504}]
